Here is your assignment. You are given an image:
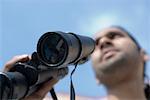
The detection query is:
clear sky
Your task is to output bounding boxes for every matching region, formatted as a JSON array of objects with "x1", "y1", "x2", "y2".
[{"x1": 1, "y1": 0, "x2": 150, "y2": 97}]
